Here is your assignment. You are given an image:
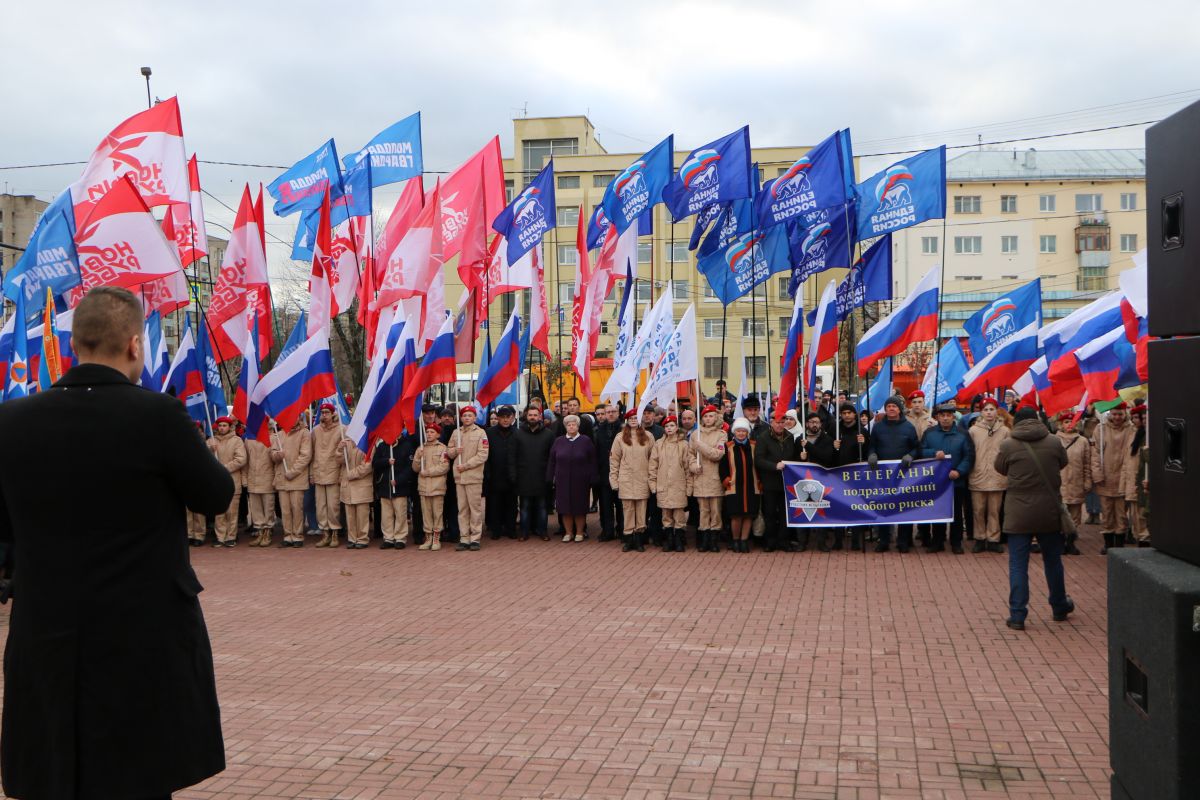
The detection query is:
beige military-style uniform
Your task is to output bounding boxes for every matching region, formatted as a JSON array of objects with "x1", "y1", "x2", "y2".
[
  {"x1": 690, "y1": 424, "x2": 728, "y2": 531},
  {"x1": 450, "y1": 423, "x2": 490, "y2": 544},
  {"x1": 339, "y1": 442, "x2": 375, "y2": 546},
  {"x1": 1056, "y1": 429, "x2": 1092, "y2": 528},
  {"x1": 415, "y1": 440, "x2": 450, "y2": 536},
  {"x1": 244, "y1": 438, "x2": 277, "y2": 533},
  {"x1": 273, "y1": 427, "x2": 313, "y2": 544},
  {"x1": 610, "y1": 430, "x2": 654, "y2": 535},
  {"x1": 310, "y1": 422, "x2": 344, "y2": 533},
  {"x1": 650, "y1": 434, "x2": 696, "y2": 529},
  {"x1": 968, "y1": 419, "x2": 1009, "y2": 543},
  {"x1": 1091, "y1": 418, "x2": 1135, "y2": 535},
  {"x1": 207, "y1": 431, "x2": 247, "y2": 544}
]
